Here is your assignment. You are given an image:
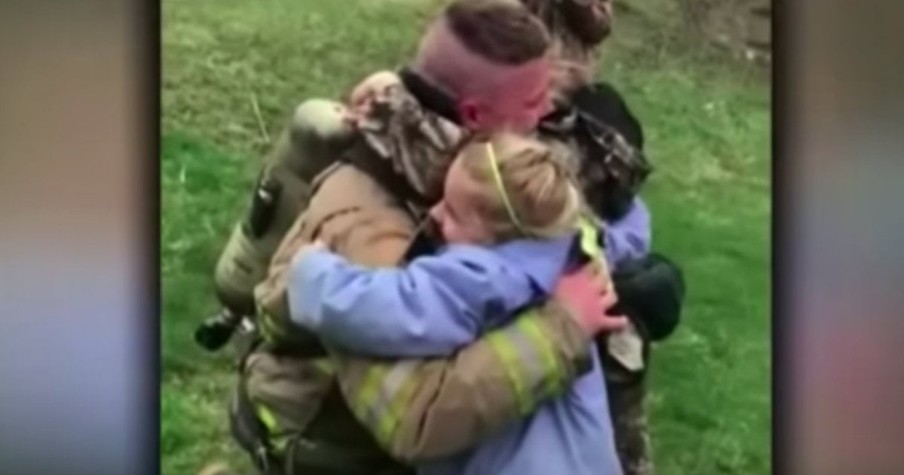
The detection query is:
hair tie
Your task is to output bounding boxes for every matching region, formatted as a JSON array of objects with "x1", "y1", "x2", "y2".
[{"x1": 486, "y1": 142, "x2": 526, "y2": 234}]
